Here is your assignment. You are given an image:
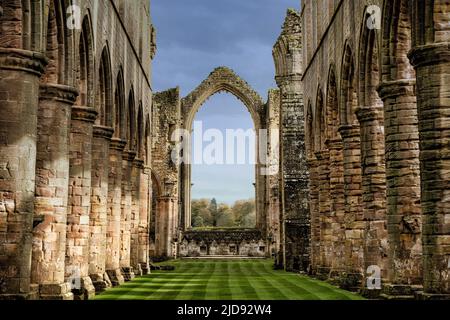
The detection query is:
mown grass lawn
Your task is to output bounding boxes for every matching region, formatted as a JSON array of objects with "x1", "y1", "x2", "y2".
[{"x1": 94, "y1": 259, "x2": 364, "y2": 300}]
